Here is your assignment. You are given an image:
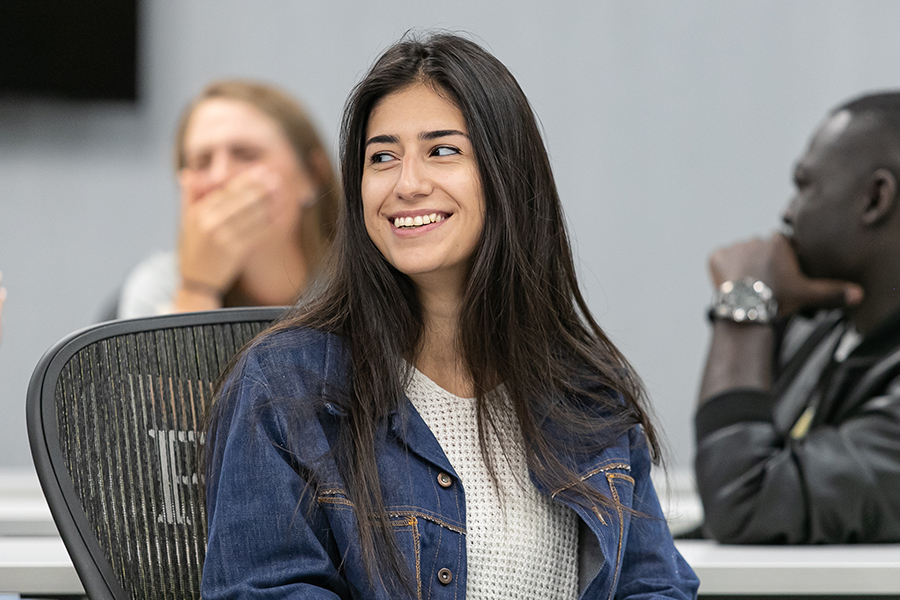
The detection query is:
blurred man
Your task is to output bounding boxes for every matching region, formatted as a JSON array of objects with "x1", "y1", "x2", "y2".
[{"x1": 695, "y1": 93, "x2": 900, "y2": 543}]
